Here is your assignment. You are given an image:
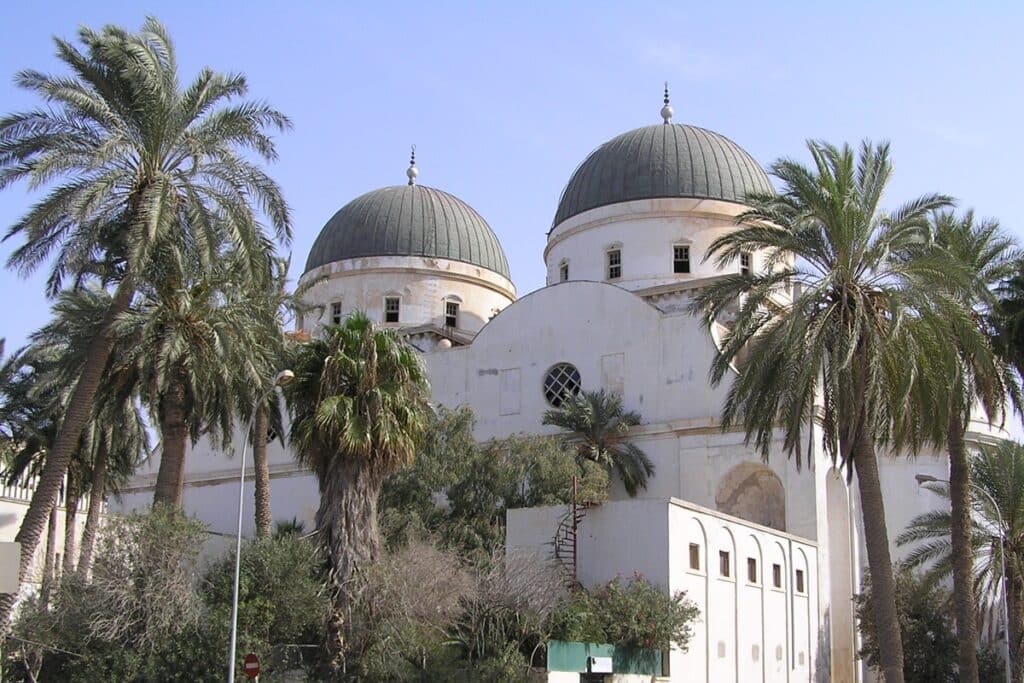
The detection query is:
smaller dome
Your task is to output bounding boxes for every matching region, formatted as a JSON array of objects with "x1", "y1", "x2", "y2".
[{"x1": 304, "y1": 184, "x2": 511, "y2": 279}]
